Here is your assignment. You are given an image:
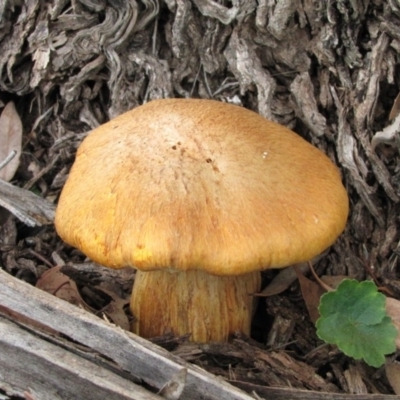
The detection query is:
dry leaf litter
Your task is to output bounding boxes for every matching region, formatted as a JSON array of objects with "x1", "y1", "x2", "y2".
[{"x1": 0, "y1": 0, "x2": 400, "y2": 398}]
